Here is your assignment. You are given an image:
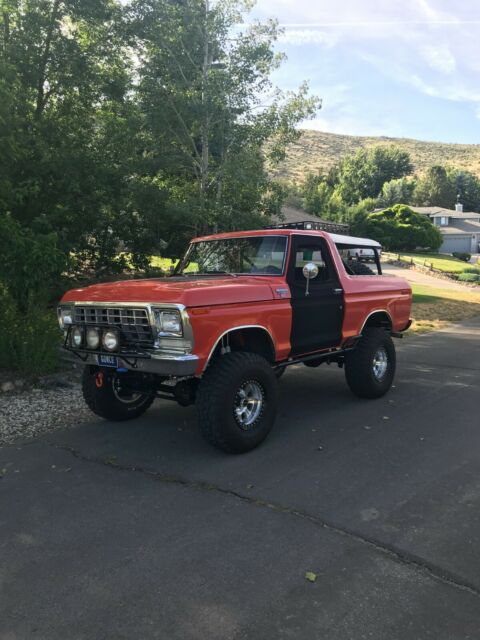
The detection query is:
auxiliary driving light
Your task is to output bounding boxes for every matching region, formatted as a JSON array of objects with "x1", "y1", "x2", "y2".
[
  {"x1": 71, "y1": 326, "x2": 83, "y2": 348},
  {"x1": 86, "y1": 327, "x2": 100, "y2": 350},
  {"x1": 102, "y1": 329, "x2": 119, "y2": 352}
]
